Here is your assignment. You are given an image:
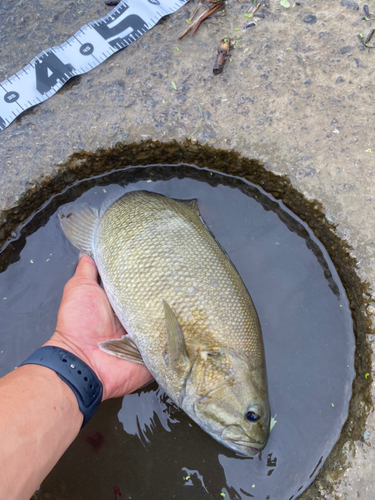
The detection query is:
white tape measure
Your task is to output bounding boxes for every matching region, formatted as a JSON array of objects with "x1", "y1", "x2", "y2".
[{"x1": 0, "y1": 0, "x2": 187, "y2": 132}]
